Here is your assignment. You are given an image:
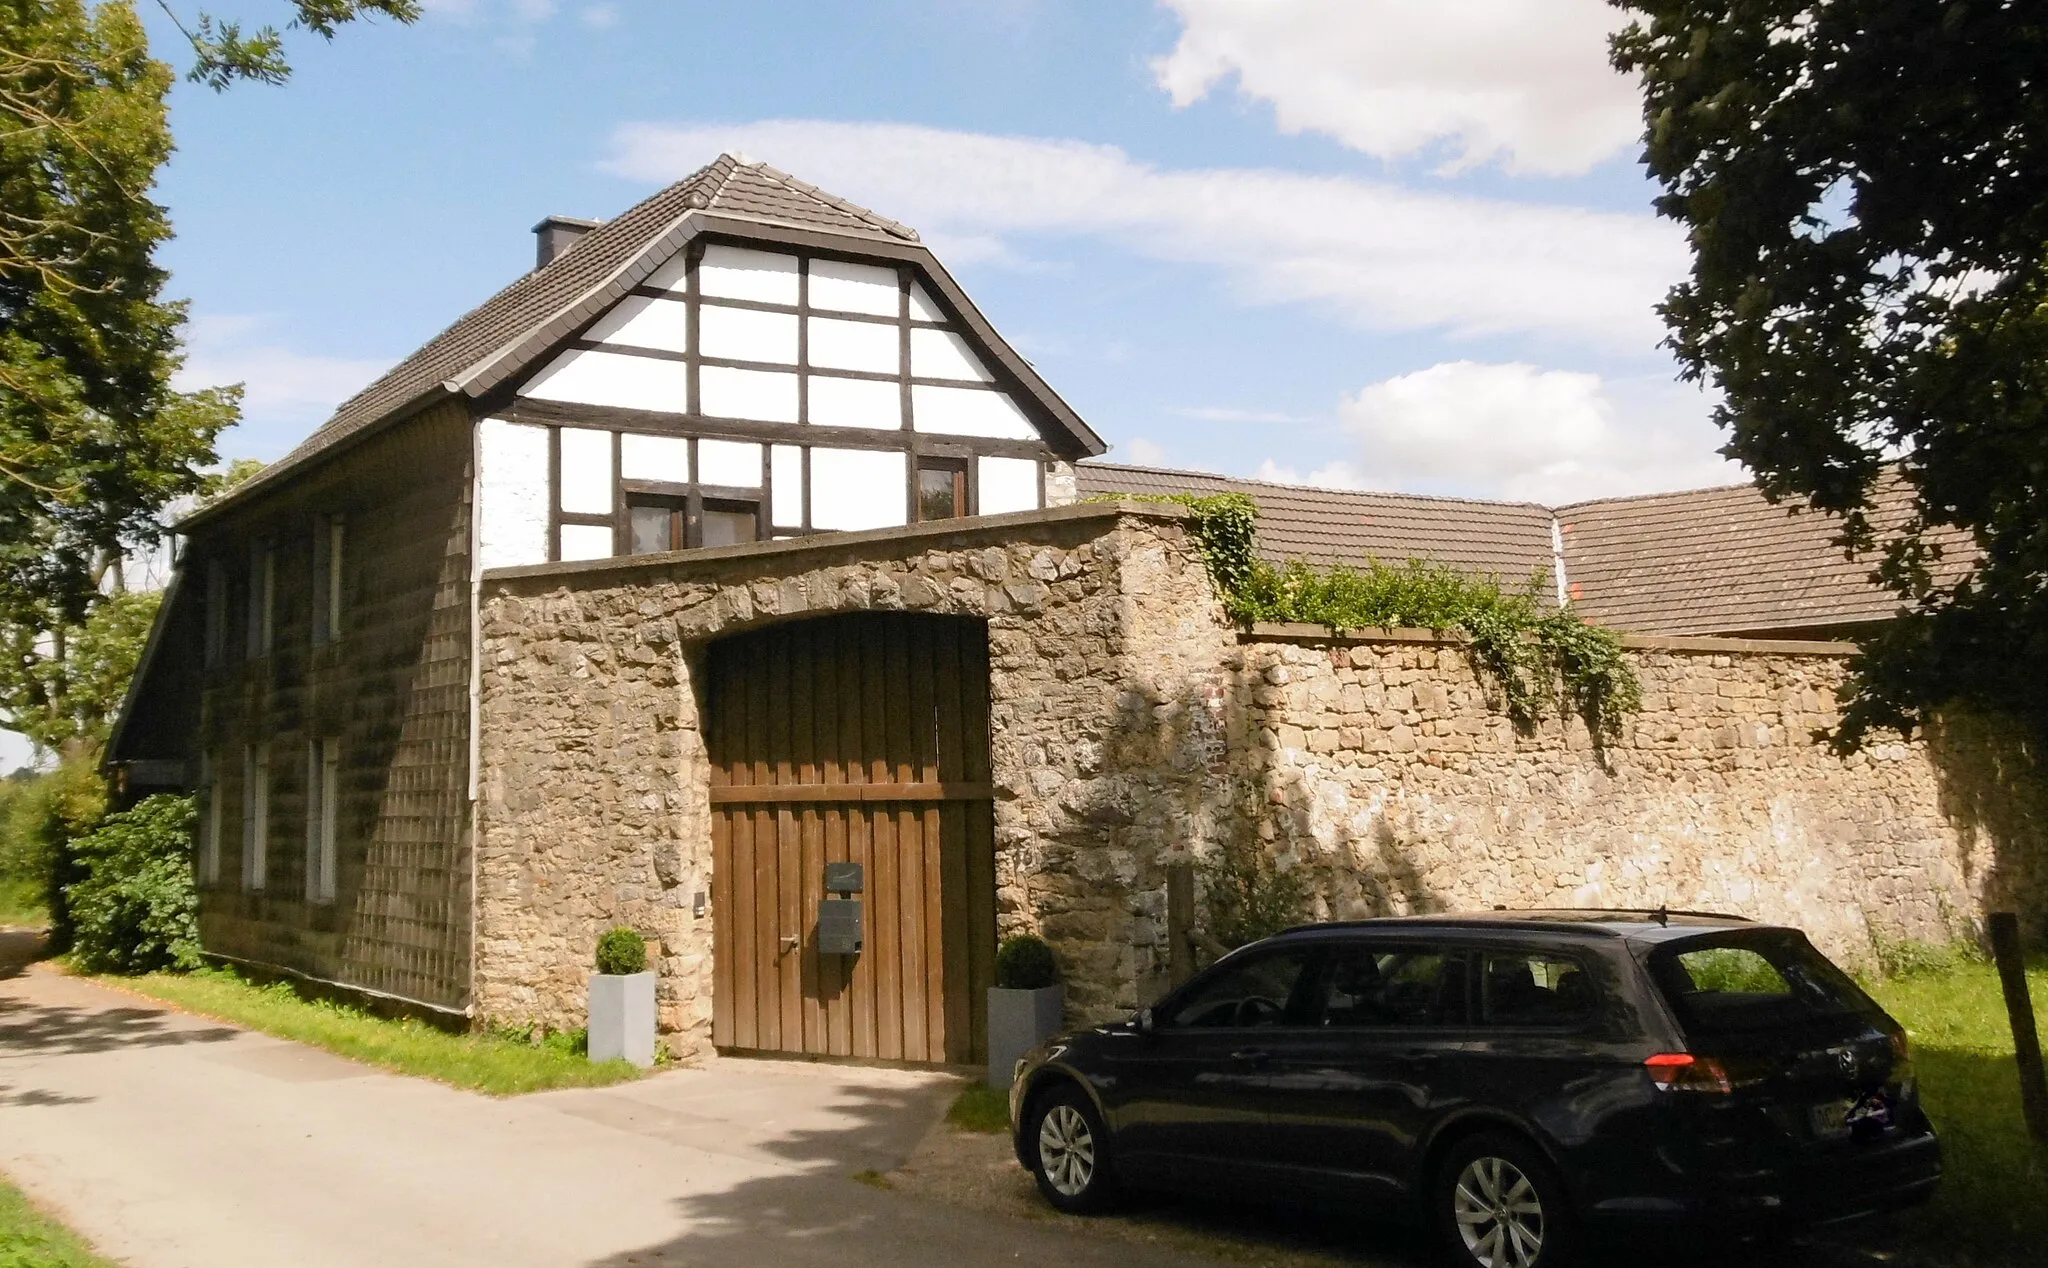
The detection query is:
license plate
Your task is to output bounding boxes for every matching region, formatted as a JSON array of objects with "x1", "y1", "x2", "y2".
[
  {"x1": 1810, "y1": 1099, "x2": 1853, "y2": 1139},
  {"x1": 1811, "y1": 1093, "x2": 1891, "y2": 1139}
]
